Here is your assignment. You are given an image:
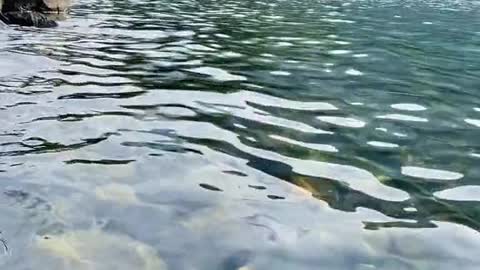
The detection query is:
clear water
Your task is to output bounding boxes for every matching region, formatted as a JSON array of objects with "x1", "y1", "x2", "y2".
[{"x1": 1, "y1": 0, "x2": 480, "y2": 269}]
